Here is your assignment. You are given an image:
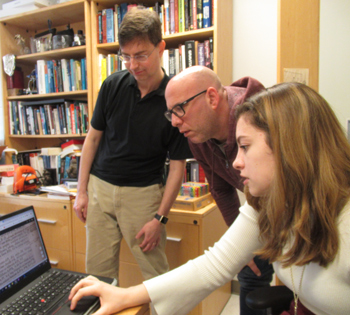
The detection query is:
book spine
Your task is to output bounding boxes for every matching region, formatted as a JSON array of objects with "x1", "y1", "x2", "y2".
[
  {"x1": 168, "y1": 48, "x2": 176, "y2": 78},
  {"x1": 81, "y1": 58, "x2": 86, "y2": 90},
  {"x1": 178, "y1": 0, "x2": 184, "y2": 33},
  {"x1": 18, "y1": 102, "x2": 23, "y2": 135},
  {"x1": 44, "y1": 61, "x2": 49, "y2": 93},
  {"x1": 70, "y1": 59, "x2": 76, "y2": 91},
  {"x1": 181, "y1": 44, "x2": 186, "y2": 72},
  {"x1": 192, "y1": 0, "x2": 197, "y2": 30},
  {"x1": 8, "y1": 101, "x2": 14, "y2": 135},
  {"x1": 57, "y1": 104, "x2": 65, "y2": 134},
  {"x1": 106, "y1": 8, "x2": 114, "y2": 43},
  {"x1": 209, "y1": 37, "x2": 214, "y2": 69},
  {"x1": 114, "y1": 5, "x2": 119, "y2": 42},
  {"x1": 185, "y1": 40, "x2": 195, "y2": 68},
  {"x1": 170, "y1": 0, "x2": 175, "y2": 34},
  {"x1": 120, "y1": 2, "x2": 128, "y2": 21},
  {"x1": 197, "y1": 42, "x2": 205, "y2": 66},
  {"x1": 53, "y1": 107, "x2": 61, "y2": 135},
  {"x1": 12, "y1": 101, "x2": 19, "y2": 135},
  {"x1": 52, "y1": 60, "x2": 59, "y2": 93},
  {"x1": 63, "y1": 102, "x2": 70, "y2": 134},
  {"x1": 47, "y1": 60, "x2": 55, "y2": 93},
  {"x1": 75, "y1": 103, "x2": 81, "y2": 134},
  {"x1": 204, "y1": 39, "x2": 211, "y2": 68},
  {"x1": 174, "y1": 0, "x2": 179, "y2": 33},
  {"x1": 70, "y1": 103, "x2": 76, "y2": 134},
  {"x1": 162, "y1": 49, "x2": 169, "y2": 76},
  {"x1": 184, "y1": 0, "x2": 189, "y2": 31},
  {"x1": 175, "y1": 48, "x2": 180, "y2": 75},
  {"x1": 75, "y1": 60, "x2": 82, "y2": 90},
  {"x1": 36, "y1": 108, "x2": 43, "y2": 135},
  {"x1": 97, "y1": 11, "x2": 102, "y2": 44},
  {"x1": 61, "y1": 59, "x2": 70, "y2": 92},
  {"x1": 39, "y1": 106, "x2": 47, "y2": 135},
  {"x1": 101, "y1": 56, "x2": 107, "y2": 84},
  {"x1": 56, "y1": 60, "x2": 63, "y2": 92},
  {"x1": 189, "y1": 0, "x2": 194, "y2": 30},
  {"x1": 164, "y1": 0, "x2": 170, "y2": 35},
  {"x1": 32, "y1": 107, "x2": 40, "y2": 135},
  {"x1": 202, "y1": 0, "x2": 211, "y2": 28},
  {"x1": 197, "y1": 0, "x2": 203, "y2": 29},
  {"x1": 102, "y1": 9, "x2": 107, "y2": 43},
  {"x1": 36, "y1": 60, "x2": 46, "y2": 94}
]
